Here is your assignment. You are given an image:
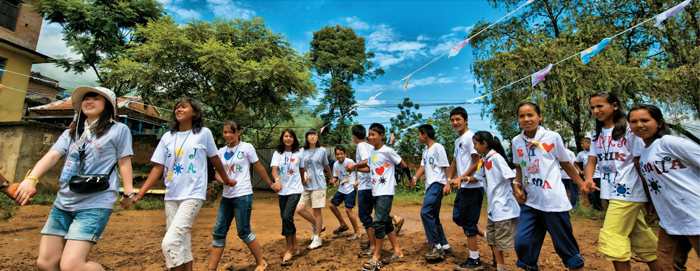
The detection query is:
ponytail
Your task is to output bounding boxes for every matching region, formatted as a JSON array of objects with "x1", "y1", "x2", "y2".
[{"x1": 473, "y1": 131, "x2": 509, "y2": 163}]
